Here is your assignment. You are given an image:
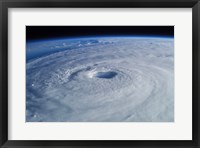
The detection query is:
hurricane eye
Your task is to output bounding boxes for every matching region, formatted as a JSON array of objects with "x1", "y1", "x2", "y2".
[{"x1": 95, "y1": 71, "x2": 117, "y2": 79}]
